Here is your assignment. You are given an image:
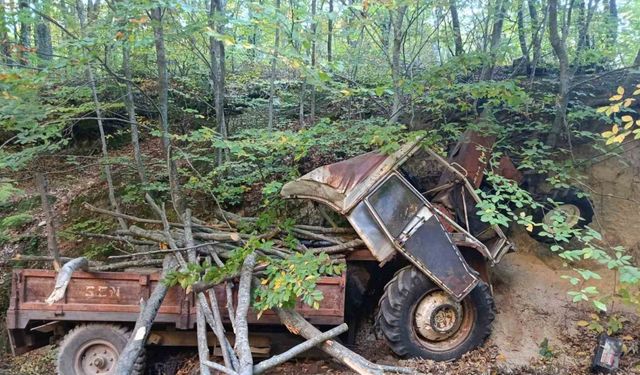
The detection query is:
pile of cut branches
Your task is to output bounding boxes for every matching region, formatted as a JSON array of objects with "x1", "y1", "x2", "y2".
[{"x1": 36, "y1": 194, "x2": 415, "y2": 375}]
